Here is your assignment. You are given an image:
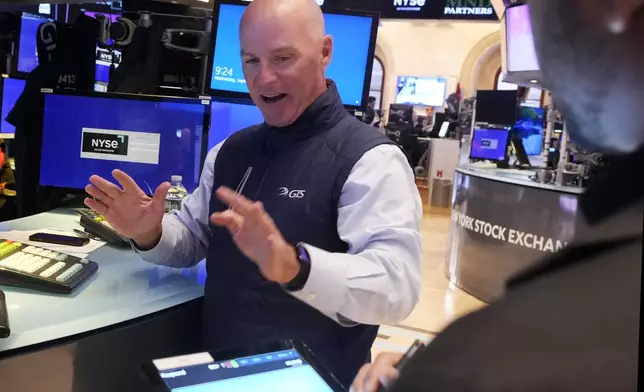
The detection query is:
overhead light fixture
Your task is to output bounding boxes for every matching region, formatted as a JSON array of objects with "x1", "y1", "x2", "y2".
[{"x1": 530, "y1": 79, "x2": 539, "y2": 83}]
